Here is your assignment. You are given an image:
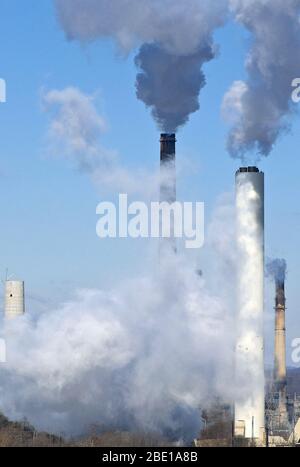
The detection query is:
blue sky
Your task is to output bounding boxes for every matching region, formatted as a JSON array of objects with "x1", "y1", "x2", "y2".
[{"x1": 0, "y1": 0, "x2": 300, "y2": 364}]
